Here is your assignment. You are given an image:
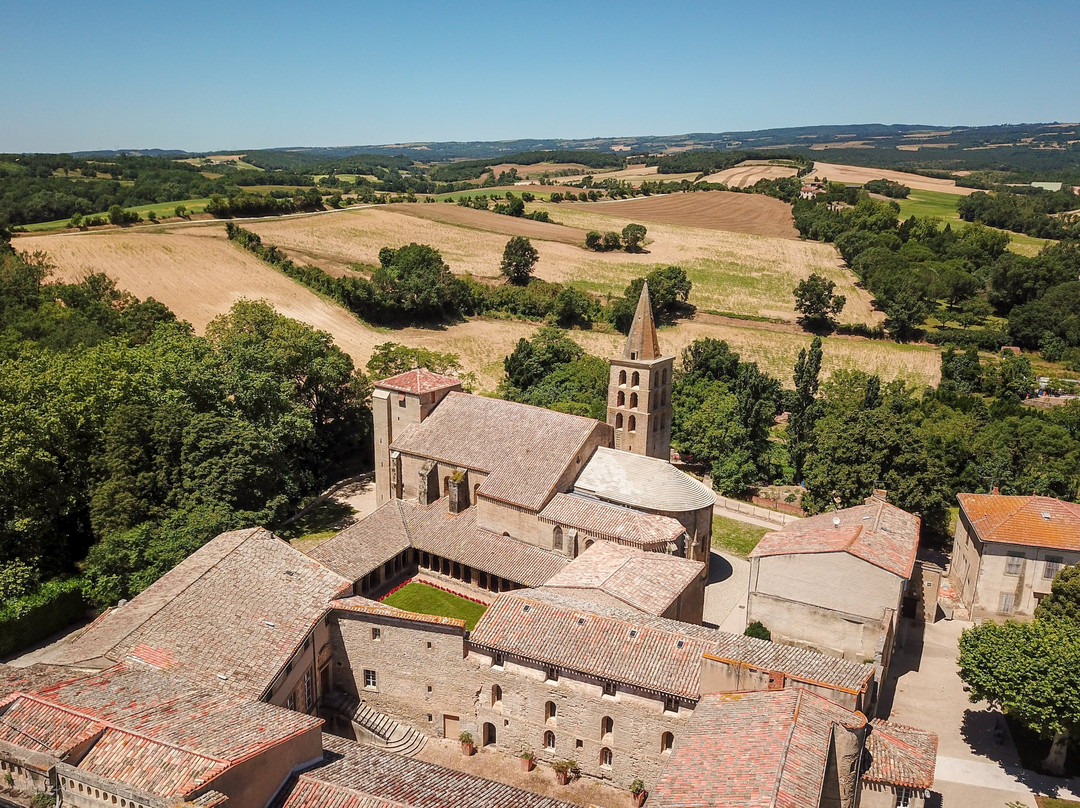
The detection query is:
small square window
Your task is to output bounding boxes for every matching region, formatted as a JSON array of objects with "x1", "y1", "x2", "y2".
[
  {"x1": 364, "y1": 669, "x2": 377, "y2": 689},
  {"x1": 493, "y1": 653, "x2": 505, "y2": 669},
  {"x1": 546, "y1": 667, "x2": 558, "y2": 683},
  {"x1": 602, "y1": 681, "x2": 617, "y2": 697},
  {"x1": 1045, "y1": 556, "x2": 1065, "y2": 580},
  {"x1": 1005, "y1": 552, "x2": 1024, "y2": 575},
  {"x1": 372, "y1": 627, "x2": 381, "y2": 641},
  {"x1": 426, "y1": 713, "x2": 433, "y2": 721},
  {"x1": 664, "y1": 696, "x2": 679, "y2": 715},
  {"x1": 427, "y1": 641, "x2": 432, "y2": 649},
  {"x1": 427, "y1": 685, "x2": 433, "y2": 693},
  {"x1": 998, "y1": 592, "x2": 1015, "y2": 615},
  {"x1": 575, "y1": 739, "x2": 583, "y2": 749}
]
